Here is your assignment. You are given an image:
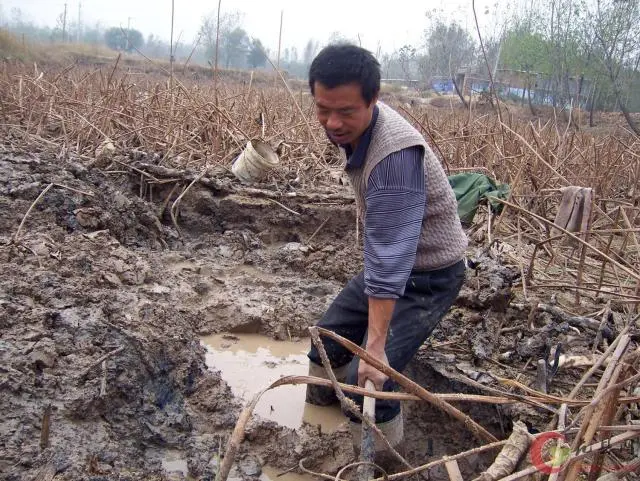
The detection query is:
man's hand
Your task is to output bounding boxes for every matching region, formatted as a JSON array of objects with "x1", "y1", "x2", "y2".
[
  {"x1": 358, "y1": 297, "x2": 395, "y2": 390},
  {"x1": 358, "y1": 346, "x2": 390, "y2": 390}
]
